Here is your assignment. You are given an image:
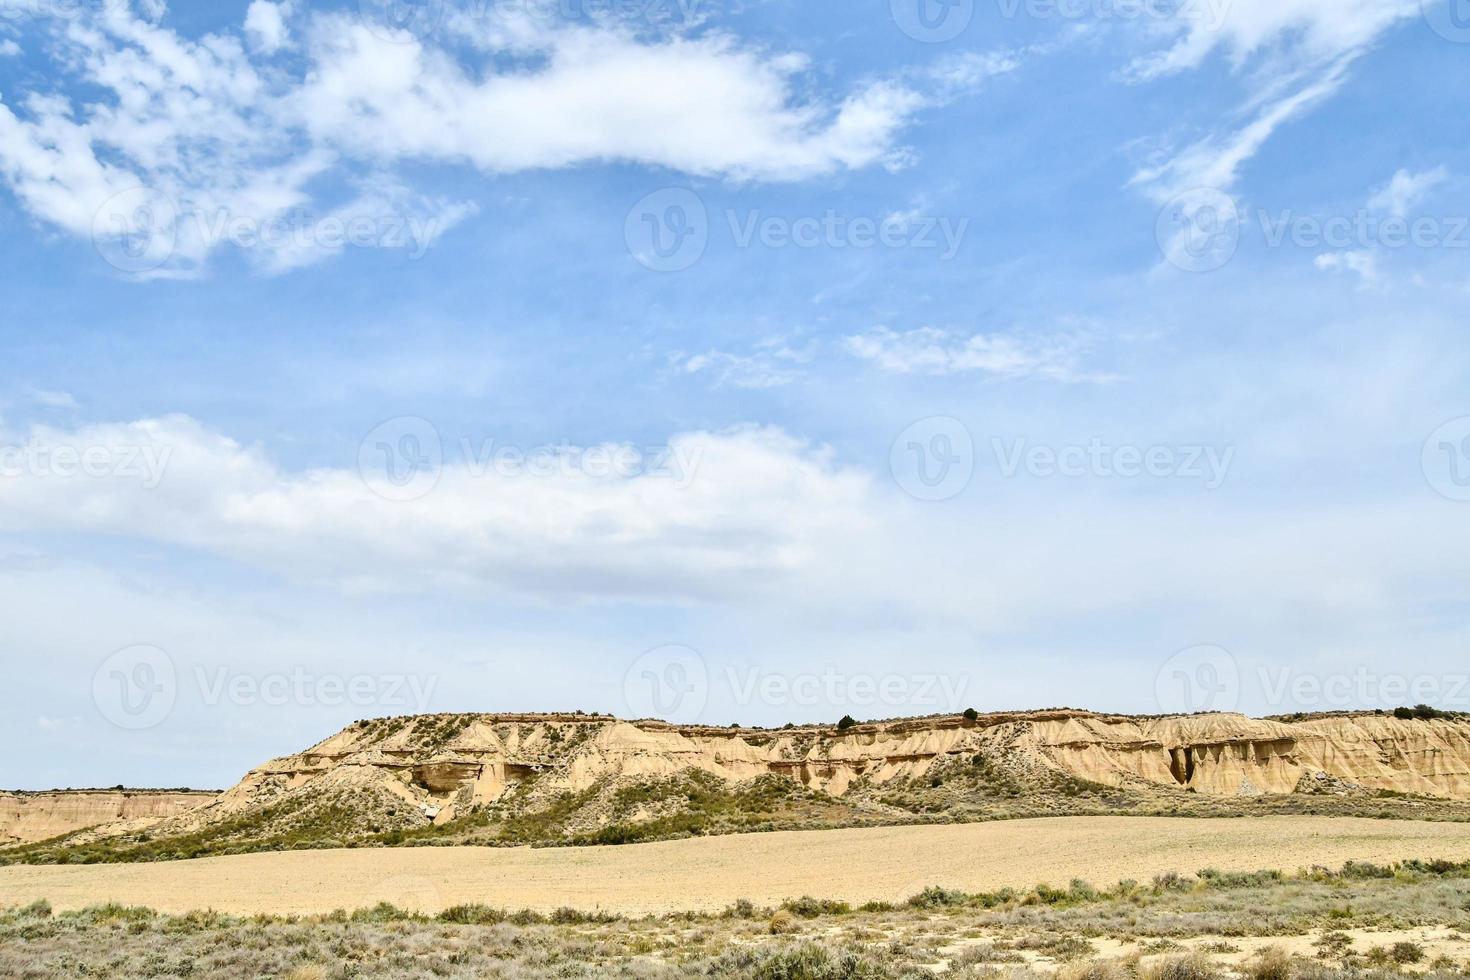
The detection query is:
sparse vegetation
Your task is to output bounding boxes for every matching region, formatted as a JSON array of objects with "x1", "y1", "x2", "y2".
[{"x1": 7, "y1": 859, "x2": 1470, "y2": 979}]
